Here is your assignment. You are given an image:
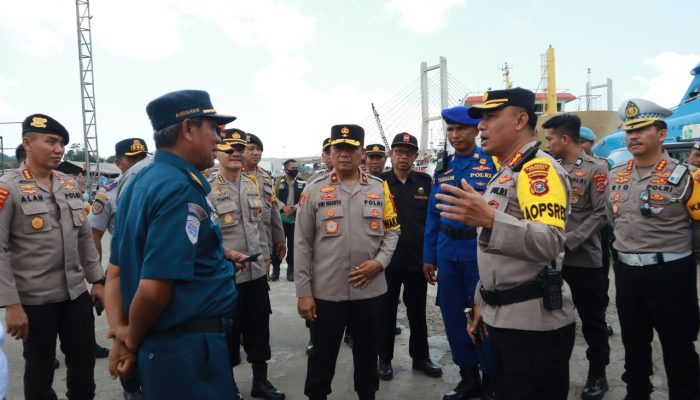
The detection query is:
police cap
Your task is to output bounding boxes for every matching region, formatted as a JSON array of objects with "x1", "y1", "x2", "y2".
[
  {"x1": 390, "y1": 132, "x2": 419, "y2": 150},
  {"x1": 330, "y1": 124, "x2": 364, "y2": 148},
  {"x1": 365, "y1": 143, "x2": 386, "y2": 156},
  {"x1": 579, "y1": 127, "x2": 596, "y2": 142},
  {"x1": 146, "y1": 90, "x2": 236, "y2": 131},
  {"x1": 246, "y1": 133, "x2": 264, "y2": 151},
  {"x1": 22, "y1": 114, "x2": 70, "y2": 145},
  {"x1": 222, "y1": 128, "x2": 247, "y2": 146},
  {"x1": 322, "y1": 137, "x2": 332, "y2": 151},
  {"x1": 467, "y1": 87, "x2": 536, "y2": 118},
  {"x1": 441, "y1": 106, "x2": 480, "y2": 126},
  {"x1": 115, "y1": 138, "x2": 149, "y2": 157},
  {"x1": 618, "y1": 98, "x2": 672, "y2": 131}
]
